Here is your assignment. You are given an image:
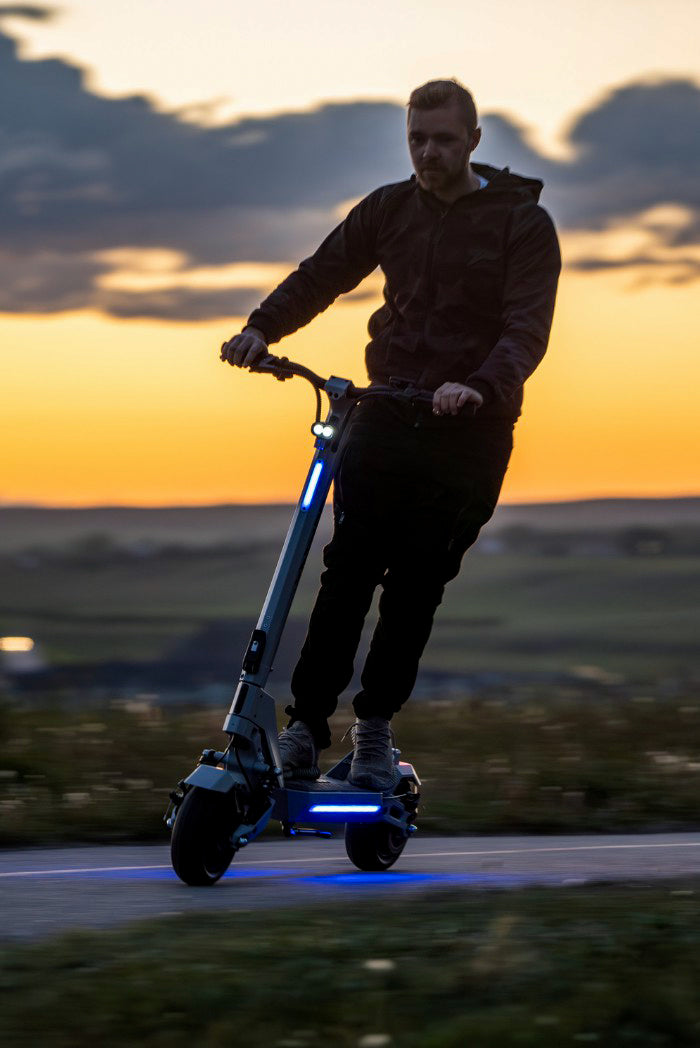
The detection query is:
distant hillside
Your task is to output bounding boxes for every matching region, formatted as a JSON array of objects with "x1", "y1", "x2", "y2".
[
  {"x1": 0, "y1": 504, "x2": 297, "y2": 552},
  {"x1": 1, "y1": 497, "x2": 699, "y2": 552},
  {"x1": 490, "y1": 497, "x2": 700, "y2": 531}
]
